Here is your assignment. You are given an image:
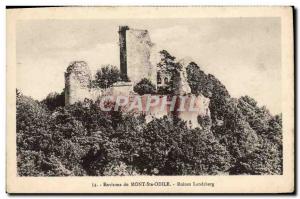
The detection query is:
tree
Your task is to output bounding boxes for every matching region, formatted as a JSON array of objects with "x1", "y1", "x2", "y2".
[
  {"x1": 42, "y1": 90, "x2": 65, "y2": 111},
  {"x1": 16, "y1": 90, "x2": 52, "y2": 176},
  {"x1": 186, "y1": 62, "x2": 282, "y2": 175},
  {"x1": 133, "y1": 117, "x2": 231, "y2": 175},
  {"x1": 133, "y1": 78, "x2": 156, "y2": 95},
  {"x1": 157, "y1": 50, "x2": 180, "y2": 94},
  {"x1": 16, "y1": 90, "x2": 51, "y2": 152},
  {"x1": 17, "y1": 76, "x2": 282, "y2": 176},
  {"x1": 92, "y1": 65, "x2": 121, "y2": 88}
]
